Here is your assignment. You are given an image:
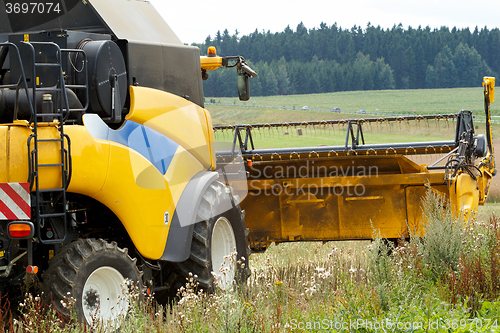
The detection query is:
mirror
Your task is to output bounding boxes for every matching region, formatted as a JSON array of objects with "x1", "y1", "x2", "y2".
[{"x1": 237, "y1": 74, "x2": 250, "y2": 101}]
